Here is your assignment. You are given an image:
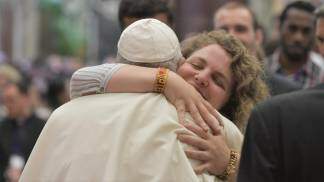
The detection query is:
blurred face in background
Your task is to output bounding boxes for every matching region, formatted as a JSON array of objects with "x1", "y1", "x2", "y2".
[
  {"x1": 123, "y1": 13, "x2": 171, "y2": 29},
  {"x1": 280, "y1": 8, "x2": 314, "y2": 60},
  {"x1": 2, "y1": 84, "x2": 29, "y2": 119},
  {"x1": 214, "y1": 7, "x2": 262, "y2": 55},
  {"x1": 0, "y1": 73, "x2": 8, "y2": 91},
  {"x1": 315, "y1": 17, "x2": 324, "y2": 57}
]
